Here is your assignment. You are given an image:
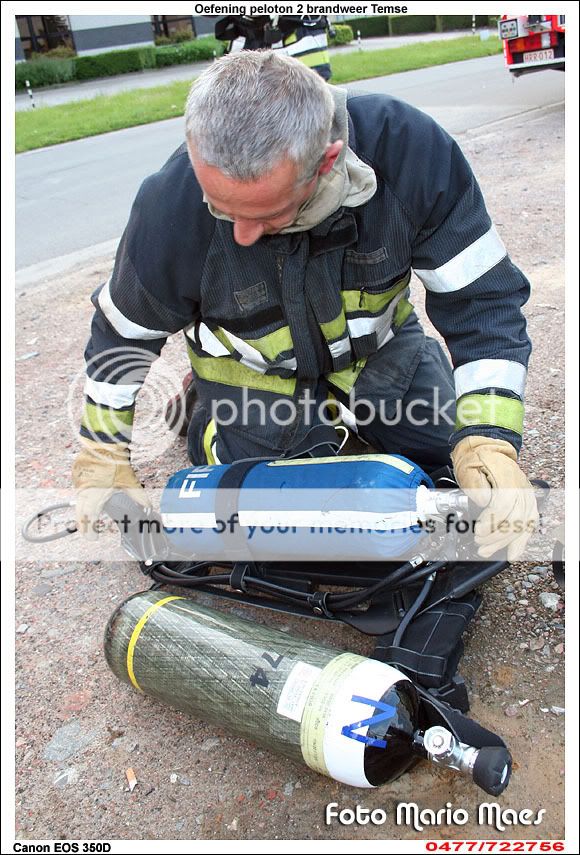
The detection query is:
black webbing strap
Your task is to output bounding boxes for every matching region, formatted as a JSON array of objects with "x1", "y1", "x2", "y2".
[
  {"x1": 213, "y1": 459, "x2": 264, "y2": 558},
  {"x1": 230, "y1": 562, "x2": 252, "y2": 592},
  {"x1": 417, "y1": 686, "x2": 508, "y2": 749},
  {"x1": 280, "y1": 423, "x2": 341, "y2": 460},
  {"x1": 212, "y1": 424, "x2": 341, "y2": 558},
  {"x1": 372, "y1": 592, "x2": 482, "y2": 690}
]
